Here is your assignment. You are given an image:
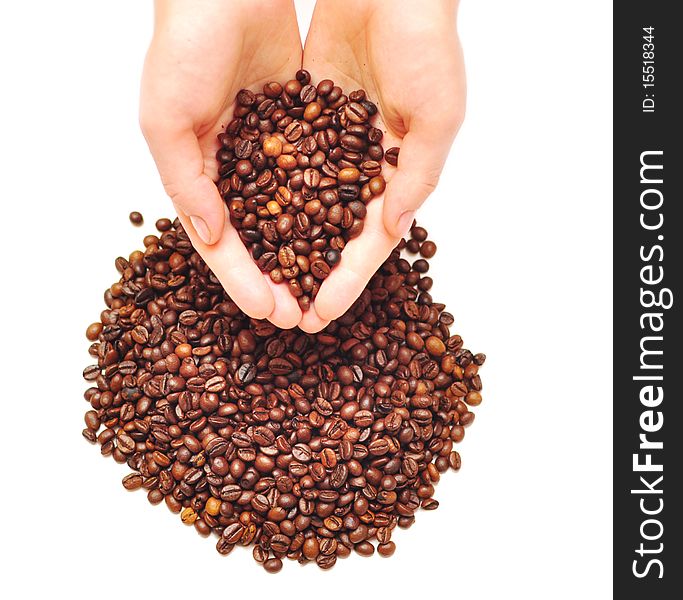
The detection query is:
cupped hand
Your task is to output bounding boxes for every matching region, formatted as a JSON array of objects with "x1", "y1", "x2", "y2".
[
  {"x1": 140, "y1": 0, "x2": 304, "y2": 327},
  {"x1": 298, "y1": 0, "x2": 466, "y2": 333}
]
